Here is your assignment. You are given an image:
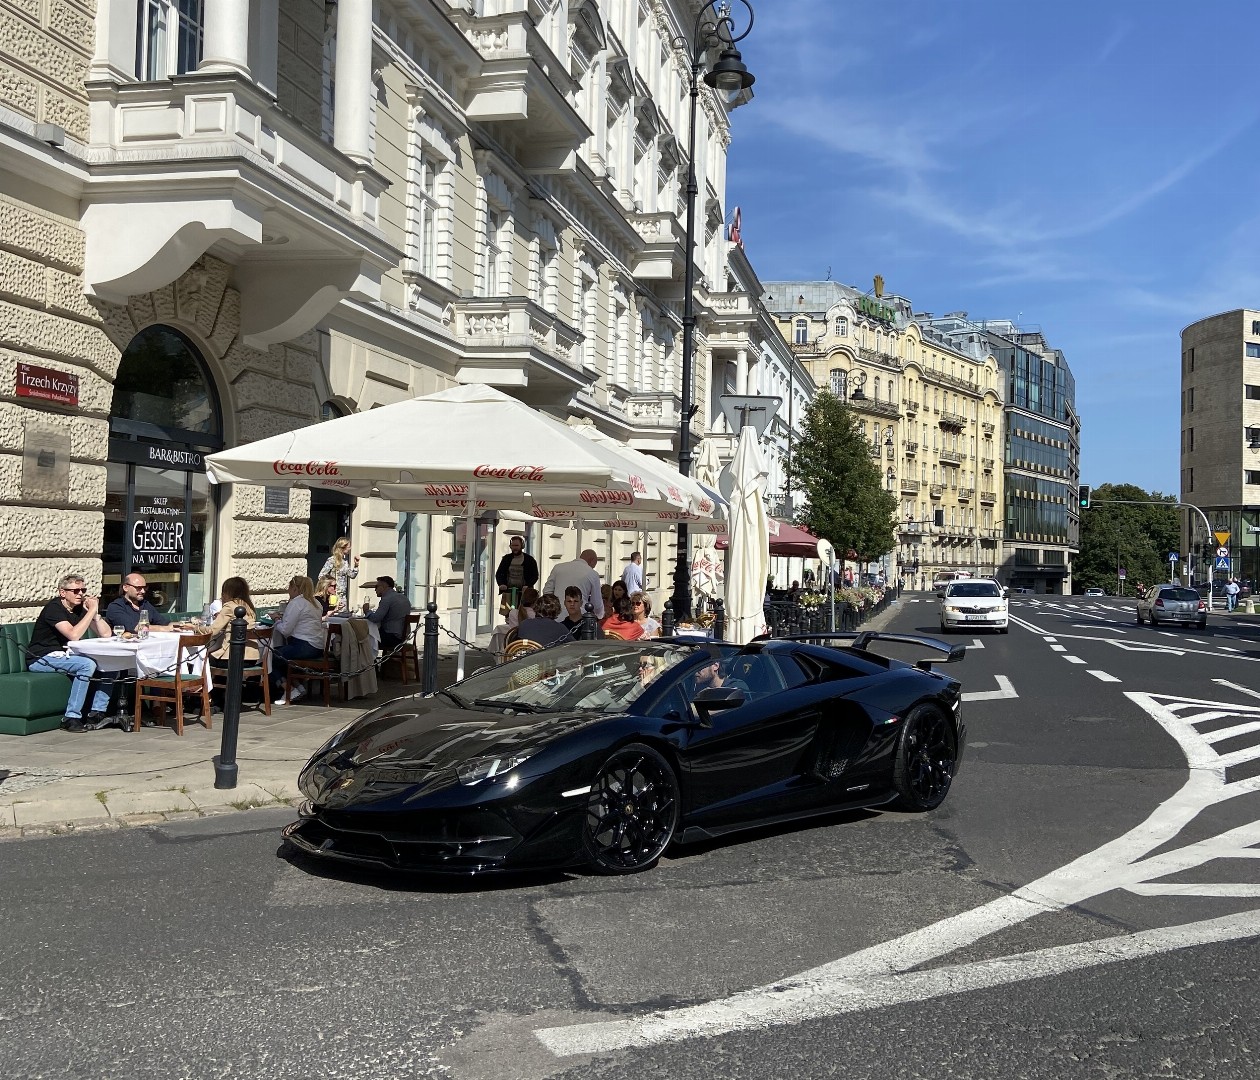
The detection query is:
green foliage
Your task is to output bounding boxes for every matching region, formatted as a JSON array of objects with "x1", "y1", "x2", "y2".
[
  {"x1": 794, "y1": 392, "x2": 898, "y2": 560},
  {"x1": 1076, "y1": 482, "x2": 1180, "y2": 594}
]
